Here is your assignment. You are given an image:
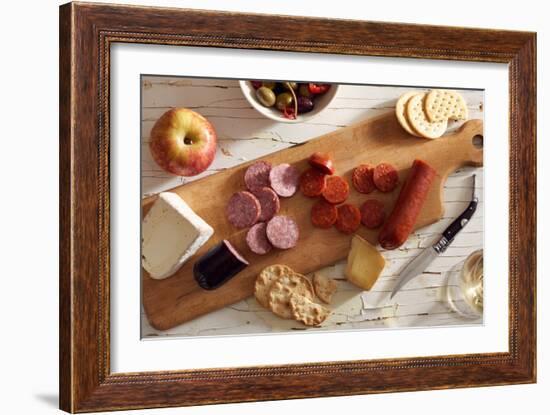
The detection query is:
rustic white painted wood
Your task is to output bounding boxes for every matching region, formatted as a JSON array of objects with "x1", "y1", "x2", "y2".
[{"x1": 140, "y1": 76, "x2": 484, "y2": 338}]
